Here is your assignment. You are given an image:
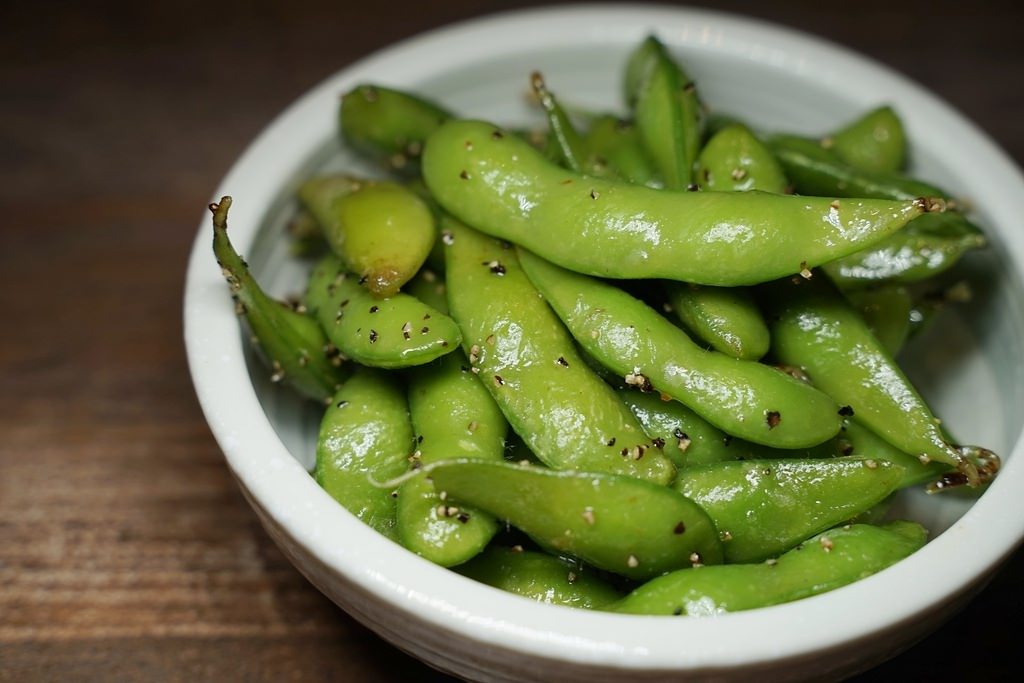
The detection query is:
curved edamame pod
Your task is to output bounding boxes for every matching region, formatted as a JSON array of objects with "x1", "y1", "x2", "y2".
[
  {"x1": 609, "y1": 521, "x2": 927, "y2": 615},
  {"x1": 444, "y1": 220, "x2": 675, "y2": 484},
  {"x1": 398, "y1": 352, "x2": 506, "y2": 566},
  {"x1": 664, "y1": 282, "x2": 771, "y2": 361},
  {"x1": 210, "y1": 197, "x2": 347, "y2": 403},
  {"x1": 823, "y1": 211, "x2": 987, "y2": 288},
  {"x1": 763, "y1": 275, "x2": 979, "y2": 484},
  {"x1": 340, "y1": 84, "x2": 451, "y2": 173},
  {"x1": 828, "y1": 105, "x2": 906, "y2": 174},
  {"x1": 425, "y1": 459, "x2": 723, "y2": 580},
  {"x1": 300, "y1": 177, "x2": 436, "y2": 297},
  {"x1": 673, "y1": 458, "x2": 904, "y2": 562},
  {"x1": 422, "y1": 120, "x2": 933, "y2": 286},
  {"x1": 456, "y1": 546, "x2": 621, "y2": 609},
  {"x1": 314, "y1": 368, "x2": 413, "y2": 540},
  {"x1": 531, "y1": 72, "x2": 588, "y2": 174},
  {"x1": 696, "y1": 123, "x2": 787, "y2": 193},
  {"x1": 627, "y1": 36, "x2": 701, "y2": 189},
  {"x1": 518, "y1": 249, "x2": 842, "y2": 448},
  {"x1": 305, "y1": 254, "x2": 460, "y2": 369}
]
